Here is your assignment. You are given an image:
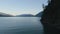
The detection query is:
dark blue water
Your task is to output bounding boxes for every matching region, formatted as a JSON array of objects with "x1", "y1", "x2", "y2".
[{"x1": 0, "y1": 17, "x2": 44, "y2": 34}]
